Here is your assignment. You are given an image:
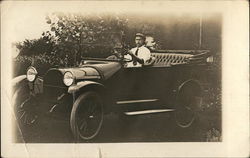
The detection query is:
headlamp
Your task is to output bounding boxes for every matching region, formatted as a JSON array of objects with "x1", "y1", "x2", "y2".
[
  {"x1": 26, "y1": 66, "x2": 38, "y2": 82},
  {"x1": 63, "y1": 71, "x2": 74, "y2": 86}
]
